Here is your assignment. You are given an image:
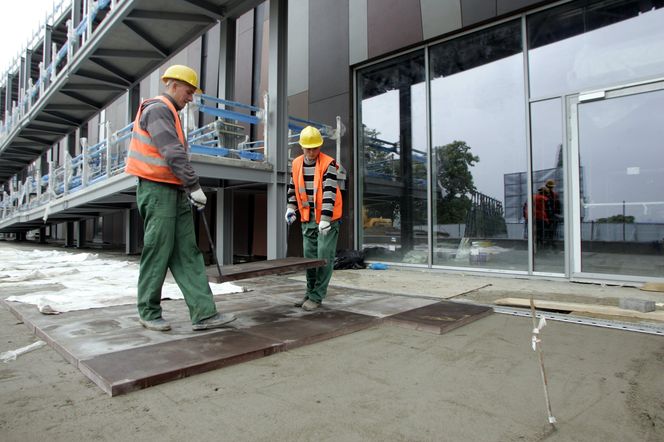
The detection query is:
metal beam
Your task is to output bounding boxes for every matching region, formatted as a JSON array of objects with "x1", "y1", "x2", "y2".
[
  {"x1": 182, "y1": 0, "x2": 225, "y2": 18},
  {"x1": 40, "y1": 110, "x2": 84, "y2": 126},
  {"x1": 88, "y1": 58, "x2": 135, "y2": 84},
  {"x1": 266, "y1": 0, "x2": 289, "y2": 260},
  {"x1": 16, "y1": 135, "x2": 52, "y2": 146},
  {"x1": 94, "y1": 48, "x2": 163, "y2": 59},
  {"x1": 125, "y1": 10, "x2": 216, "y2": 23},
  {"x1": 22, "y1": 125, "x2": 70, "y2": 135},
  {"x1": 75, "y1": 69, "x2": 131, "y2": 87},
  {"x1": 44, "y1": 104, "x2": 92, "y2": 111},
  {"x1": 61, "y1": 83, "x2": 126, "y2": 91},
  {"x1": 122, "y1": 21, "x2": 170, "y2": 58},
  {"x1": 59, "y1": 91, "x2": 102, "y2": 110}
]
